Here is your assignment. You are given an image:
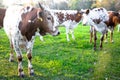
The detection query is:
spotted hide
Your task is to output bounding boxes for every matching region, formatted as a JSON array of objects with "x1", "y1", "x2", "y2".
[
  {"x1": 51, "y1": 10, "x2": 83, "y2": 41},
  {"x1": 3, "y1": 4, "x2": 60, "y2": 77},
  {"x1": 104, "y1": 11, "x2": 120, "y2": 43},
  {"x1": 82, "y1": 7, "x2": 109, "y2": 50}
]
